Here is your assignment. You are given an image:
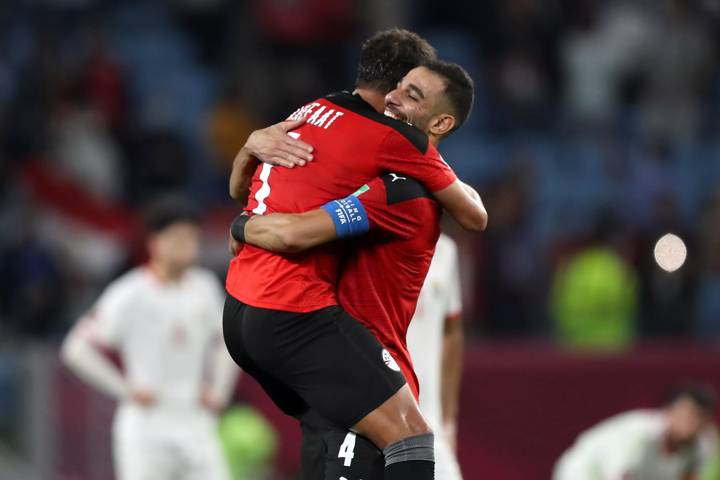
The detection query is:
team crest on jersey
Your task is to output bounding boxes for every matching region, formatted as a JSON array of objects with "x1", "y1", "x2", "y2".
[
  {"x1": 382, "y1": 349, "x2": 400, "y2": 372},
  {"x1": 352, "y1": 184, "x2": 370, "y2": 197}
]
